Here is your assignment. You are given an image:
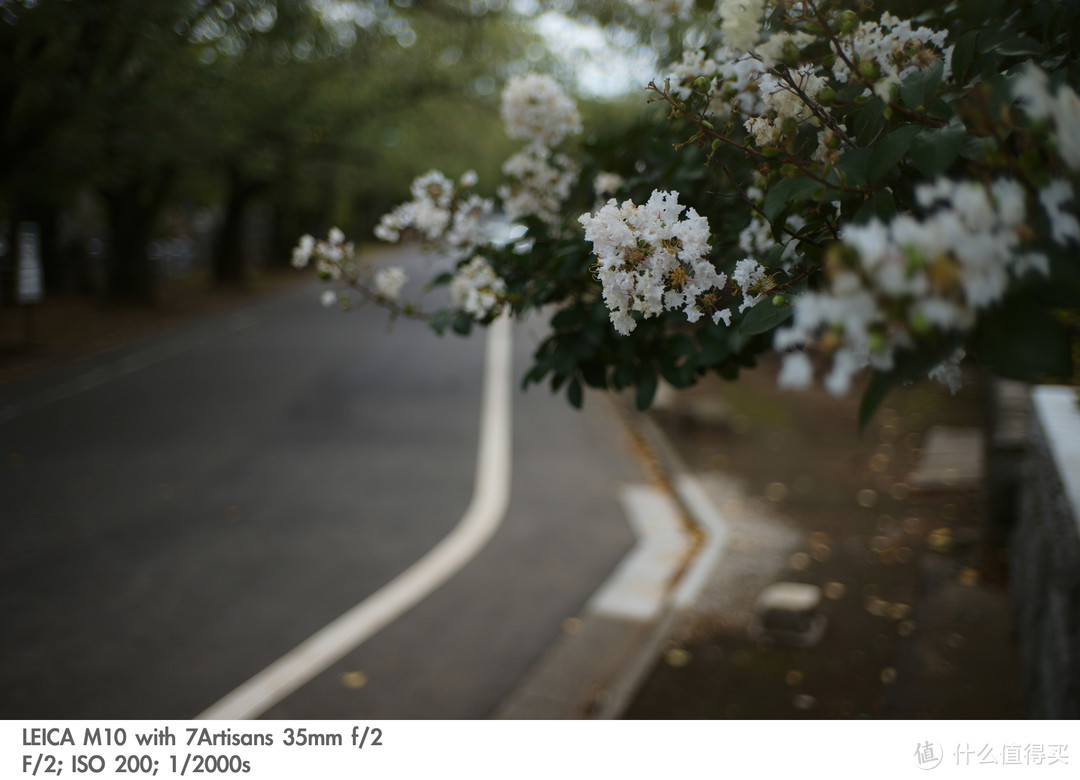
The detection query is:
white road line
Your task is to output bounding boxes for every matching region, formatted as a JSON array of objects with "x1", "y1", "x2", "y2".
[
  {"x1": 197, "y1": 314, "x2": 514, "y2": 720},
  {"x1": 588, "y1": 484, "x2": 690, "y2": 622},
  {"x1": 671, "y1": 474, "x2": 730, "y2": 608}
]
